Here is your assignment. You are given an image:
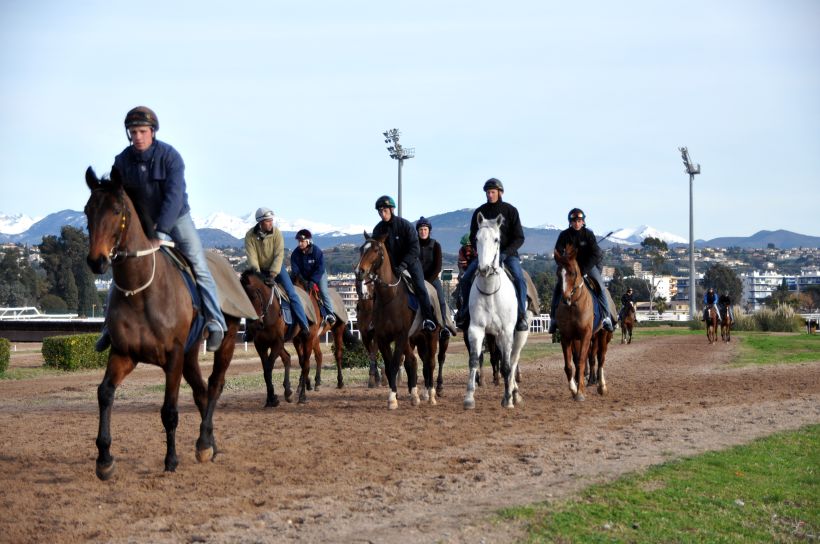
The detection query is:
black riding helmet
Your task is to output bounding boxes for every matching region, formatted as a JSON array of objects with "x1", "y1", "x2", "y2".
[
  {"x1": 482, "y1": 178, "x2": 504, "y2": 192},
  {"x1": 295, "y1": 229, "x2": 312, "y2": 242},
  {"x1": 568, "y1": 208, "x2": 586, "y2": 223},
  {"x1": 124, "y1": 106, "x2": 159, "y2": 131}
]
